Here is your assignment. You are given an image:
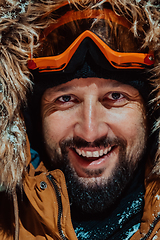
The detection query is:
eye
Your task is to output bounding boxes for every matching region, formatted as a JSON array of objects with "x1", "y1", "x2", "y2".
[
  {"x1": 56, "y1": 94, "x2": 79, "y2": 104},
  {"x1": 58, "y1": 95, "x2": 73, "y2": 103},
  {"x1": 55, "y1": 94, "x2": 80, "y2": 110},
  {"x1": 102, "y1": 92, "x2": 128, "y2": 107},
  {"x1": 108, "y1": 92, "x2": 124, "y2": 100}
]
